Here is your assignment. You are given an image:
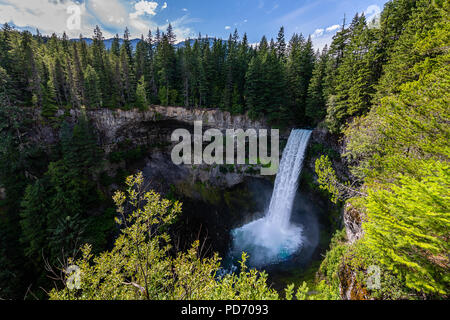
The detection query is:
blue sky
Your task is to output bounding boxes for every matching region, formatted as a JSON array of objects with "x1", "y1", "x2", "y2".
[{"x1": 0, "y1": 0, "x2": 389, "y2": 49}]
